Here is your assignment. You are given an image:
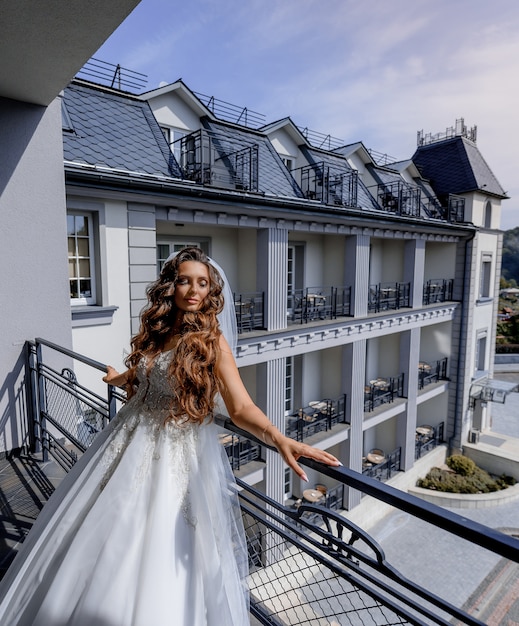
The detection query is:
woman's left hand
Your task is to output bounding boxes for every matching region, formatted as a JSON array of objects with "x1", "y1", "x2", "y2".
[{"x1": 273, "y1": 433, "x2": 342, "y2": 483}]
